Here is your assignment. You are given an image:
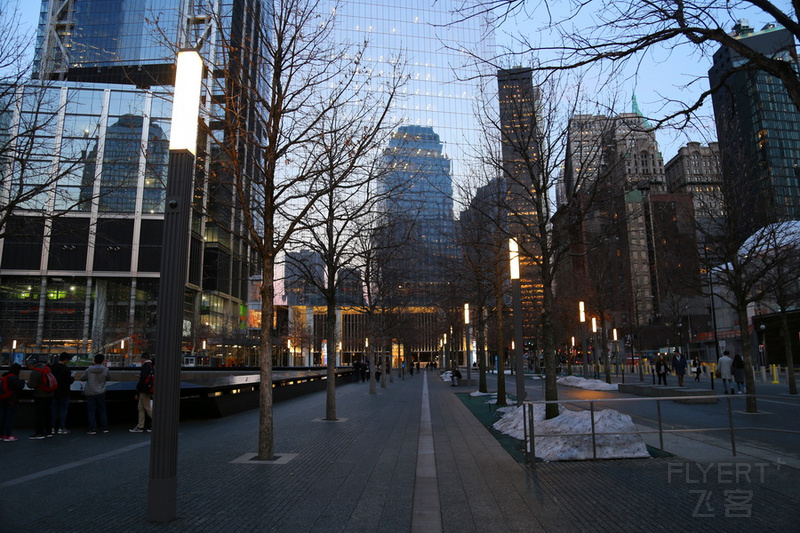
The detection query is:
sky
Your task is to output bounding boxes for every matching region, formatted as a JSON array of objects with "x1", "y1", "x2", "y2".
[{"x1": 11, "y1": 1, "x2": 781, "y2": 162}]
